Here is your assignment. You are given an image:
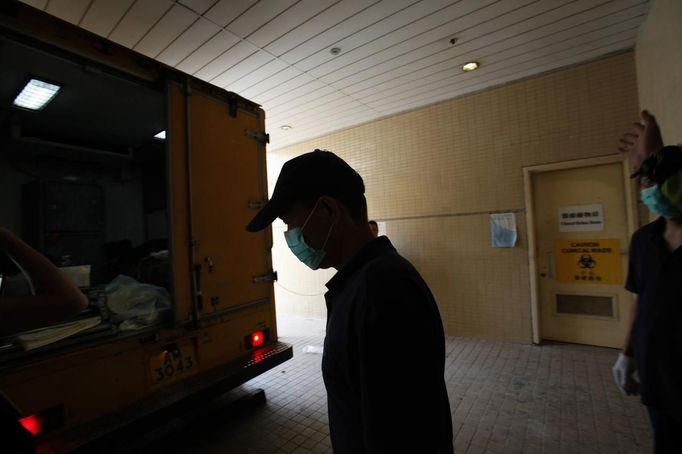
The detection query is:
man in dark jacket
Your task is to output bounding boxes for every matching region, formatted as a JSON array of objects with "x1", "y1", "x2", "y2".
[
  {"x1": 615, "y1": 111, "x2": 682, "y2": 453},
  {"x1": 246, "y1": 149, "x2": 453, "y2": 453}
]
